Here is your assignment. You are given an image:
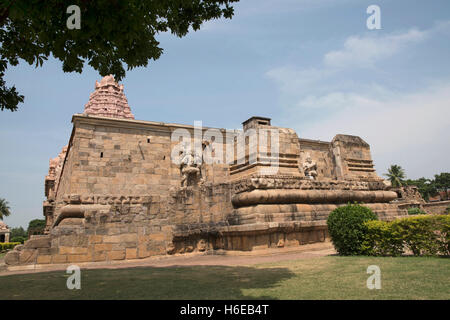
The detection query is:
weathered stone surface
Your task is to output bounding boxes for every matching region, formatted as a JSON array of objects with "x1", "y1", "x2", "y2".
[
  {"x1": 4, "y1": 251, "x2": 20, "y2": 265},
  {"x1": 19, "y1": 249, "x2": 38, "y2": 264},
  {"x1": 107, "y1": 250, "x2": 125, "y2": 260},
  {"x1": 89, "y1": 235, "x2": 103, "y2": 244},
  {"x1": 94, "y1": 243, "x2": 112, "y2": 252},
  {"x1": 67, "y1": 254, "x2": 91, "y2": 263},
  {"x1": 24, "y1": 236, "x2": 51, "y2": 249},
  {"x1": 52, "y1": 254, "x2": 68, "y2": 264},
  {"x1": 37, "y1": 255, "x2": 52, "y2": 264},
  {"x1": 125, "y1": 248, "x2": 137, "y2": 259},
  {"x1": 59, "y1": 246, "x2": 88, "y2": 255}
]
